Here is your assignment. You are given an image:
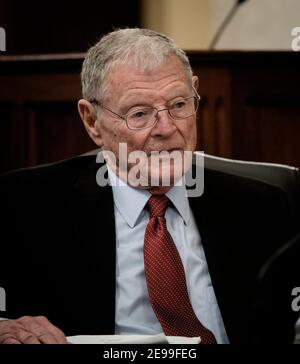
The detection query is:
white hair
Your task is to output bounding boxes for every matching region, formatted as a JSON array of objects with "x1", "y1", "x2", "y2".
[{"x1": 81, "y1": 28, "x2": 193, "y2": 103}]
